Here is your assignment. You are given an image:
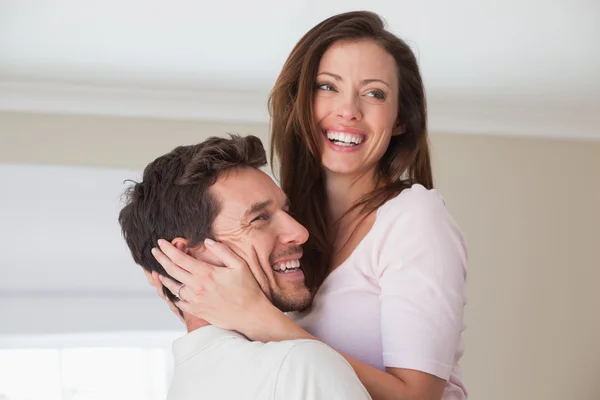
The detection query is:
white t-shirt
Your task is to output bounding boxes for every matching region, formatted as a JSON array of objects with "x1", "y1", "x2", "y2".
[
  {"x1": 292, "y1": 184, "x2": 468, "y2": 400},
  {"x1": 167, "y1": 325, "x2": 371, "y2": 400}
]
